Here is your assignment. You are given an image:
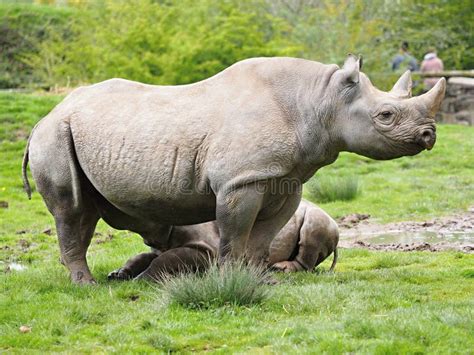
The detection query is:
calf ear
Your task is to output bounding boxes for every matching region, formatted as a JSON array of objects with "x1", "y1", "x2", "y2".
[{"x1": 342, "y1": 54, "x2": 362, "y2": 84}]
